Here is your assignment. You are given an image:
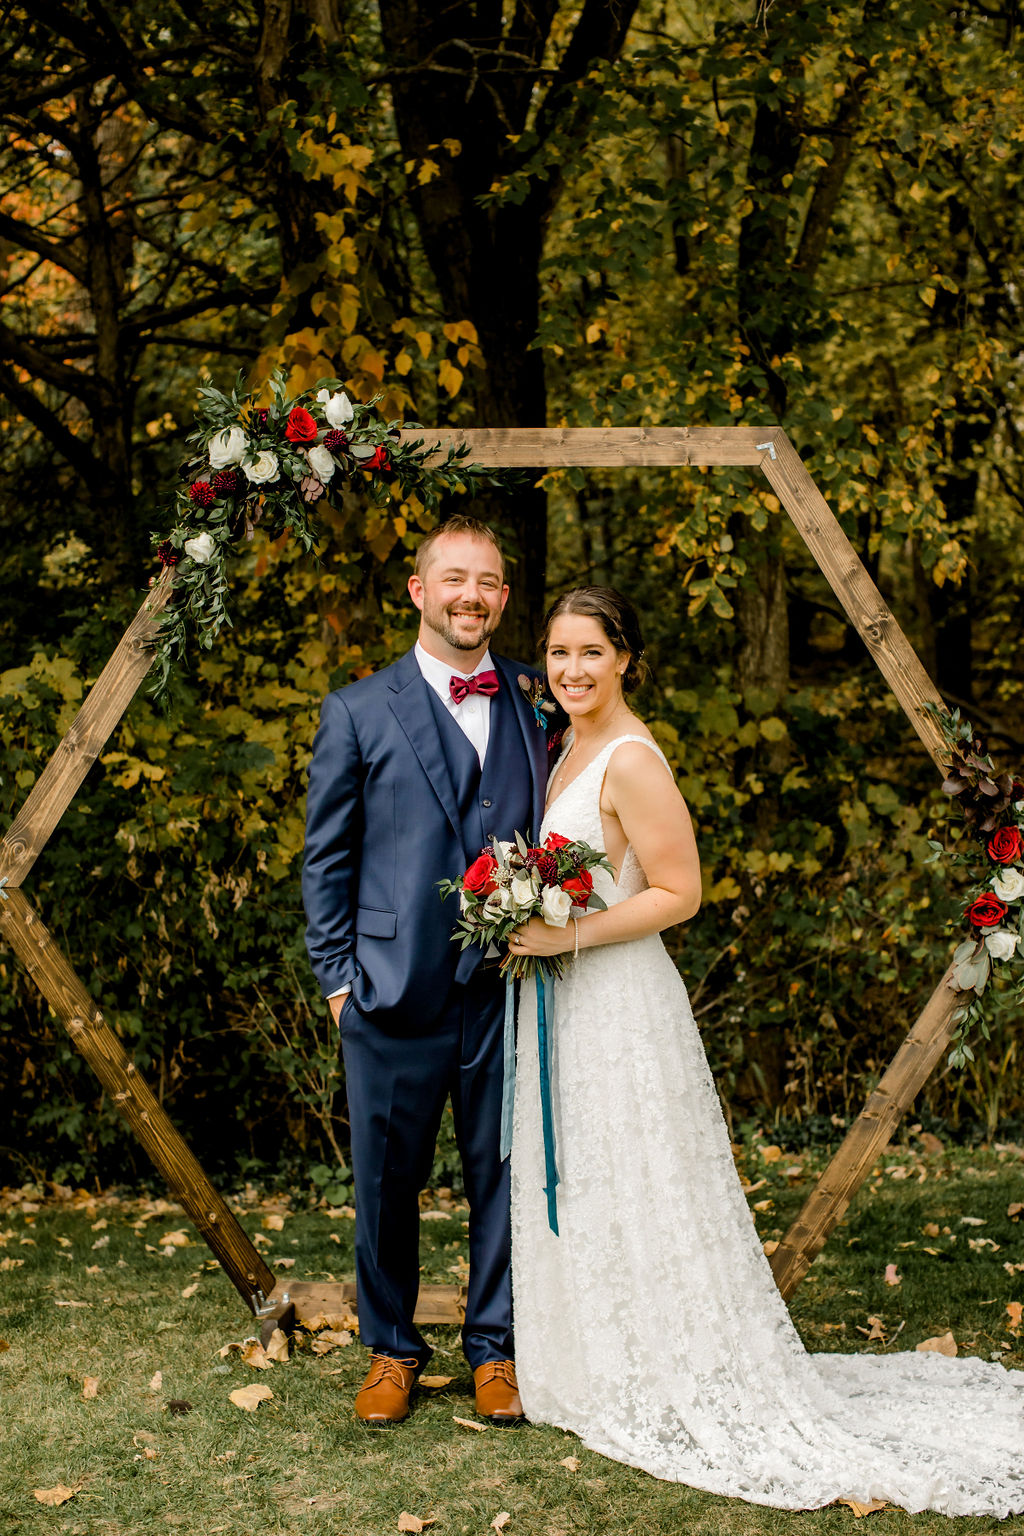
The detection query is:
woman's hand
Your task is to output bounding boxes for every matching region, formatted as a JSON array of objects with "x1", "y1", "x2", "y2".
[{"x1": 507, "y1": 915, "x2": 575, "y2": 959}]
